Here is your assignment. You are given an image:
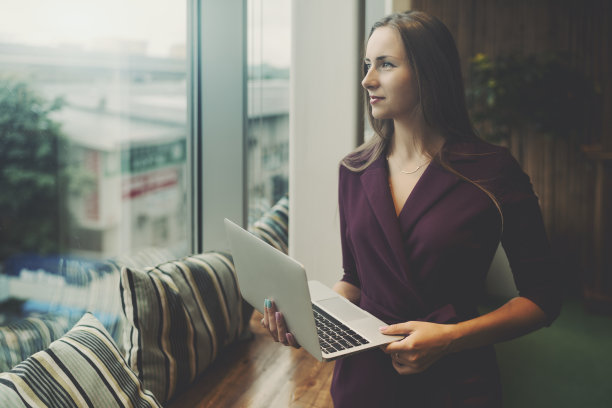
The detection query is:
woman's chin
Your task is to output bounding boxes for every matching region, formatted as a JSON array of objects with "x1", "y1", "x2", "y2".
[{"x1": 371, "y1": 111, "x2": 390, "y2": 120}]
